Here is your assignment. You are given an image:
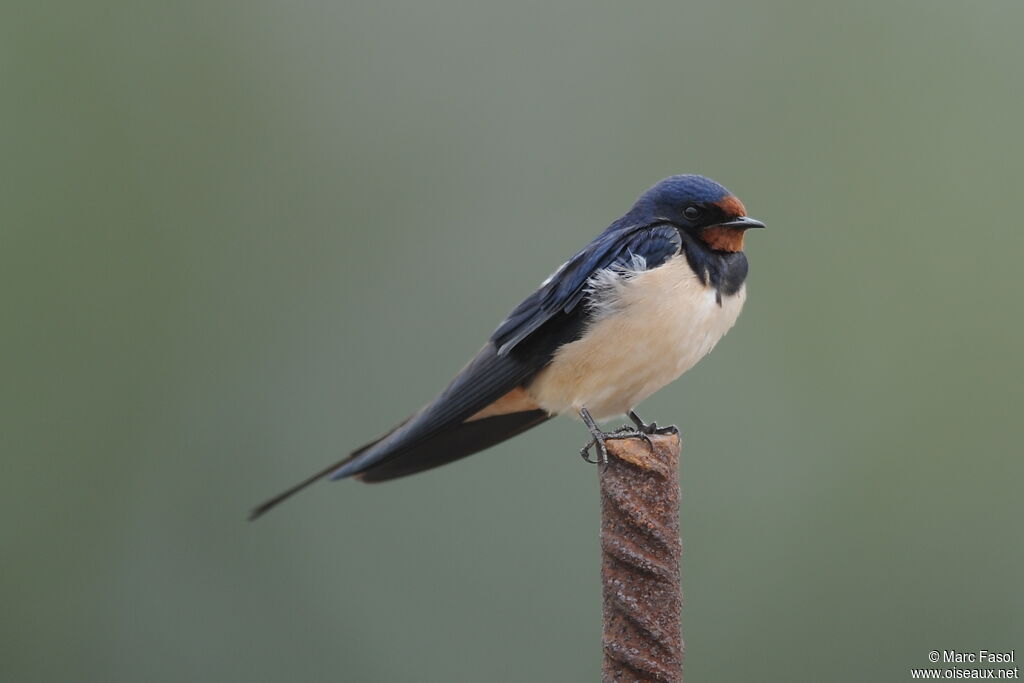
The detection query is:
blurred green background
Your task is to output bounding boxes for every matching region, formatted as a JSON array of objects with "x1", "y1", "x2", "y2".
[{"x1": 4, "y1": 1, "x2": 1022, "y2": 681}]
